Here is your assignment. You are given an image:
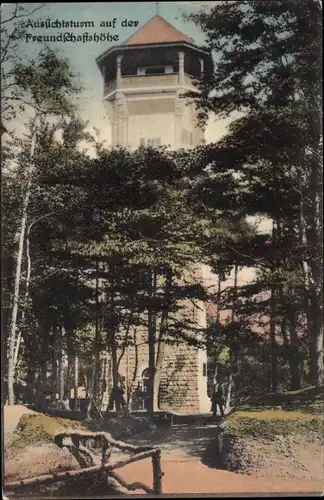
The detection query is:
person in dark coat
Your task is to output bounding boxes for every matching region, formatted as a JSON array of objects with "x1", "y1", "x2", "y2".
[
  {"x1": 108, "y1": 379, "x2": 127, "y2": 412},
  {"x1": 212, "y1": 377, "x2": 225, "y2": 418}
]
